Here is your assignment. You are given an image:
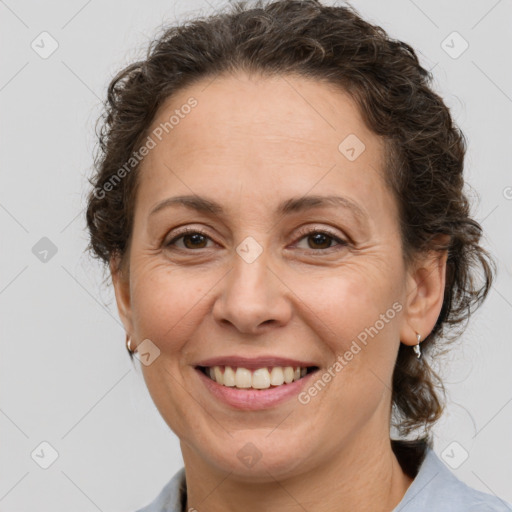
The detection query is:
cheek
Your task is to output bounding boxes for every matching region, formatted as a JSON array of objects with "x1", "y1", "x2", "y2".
[
  {"x1": 130, "y1": 263, "x2": 220, "y2": 351},
  {"x1": 292, "y1": 260, "x2": 402, "y2": 349},
  {"x1": 293, "y1": 268, "x2": 401, "y2": 419},
  {"x1": 288, "y1": 260, "x2": 403, "y2": 409}
]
